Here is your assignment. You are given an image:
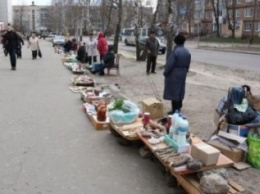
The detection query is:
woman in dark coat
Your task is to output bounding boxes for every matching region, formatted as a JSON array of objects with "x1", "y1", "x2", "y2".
[{"x1": 163, "y1": 34, "x2": 191, "y2": 114}]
